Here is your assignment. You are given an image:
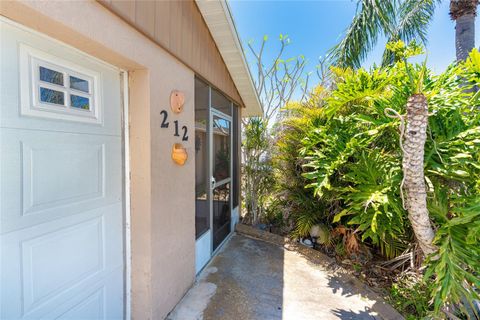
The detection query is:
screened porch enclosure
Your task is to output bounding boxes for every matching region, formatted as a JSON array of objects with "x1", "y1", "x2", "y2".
[{"x1": 194, "y1": 77, "x2": 240, "y2": 271}]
